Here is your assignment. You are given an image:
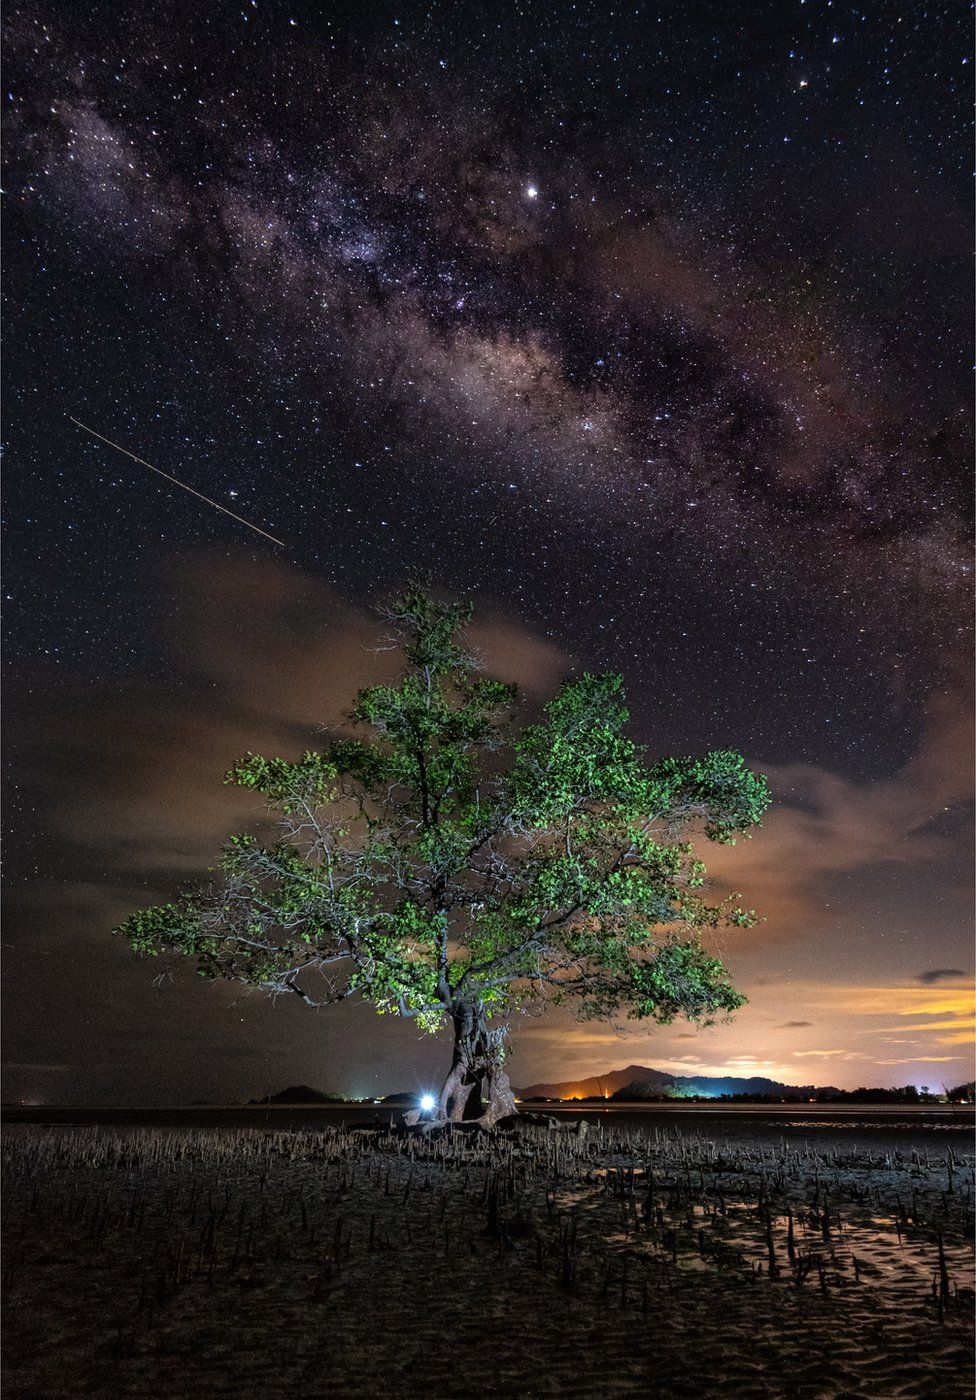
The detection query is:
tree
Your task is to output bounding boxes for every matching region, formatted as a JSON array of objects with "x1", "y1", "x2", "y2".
[{"x1": 117, "y1": 586, "x2": 770, "y2": 1126}]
